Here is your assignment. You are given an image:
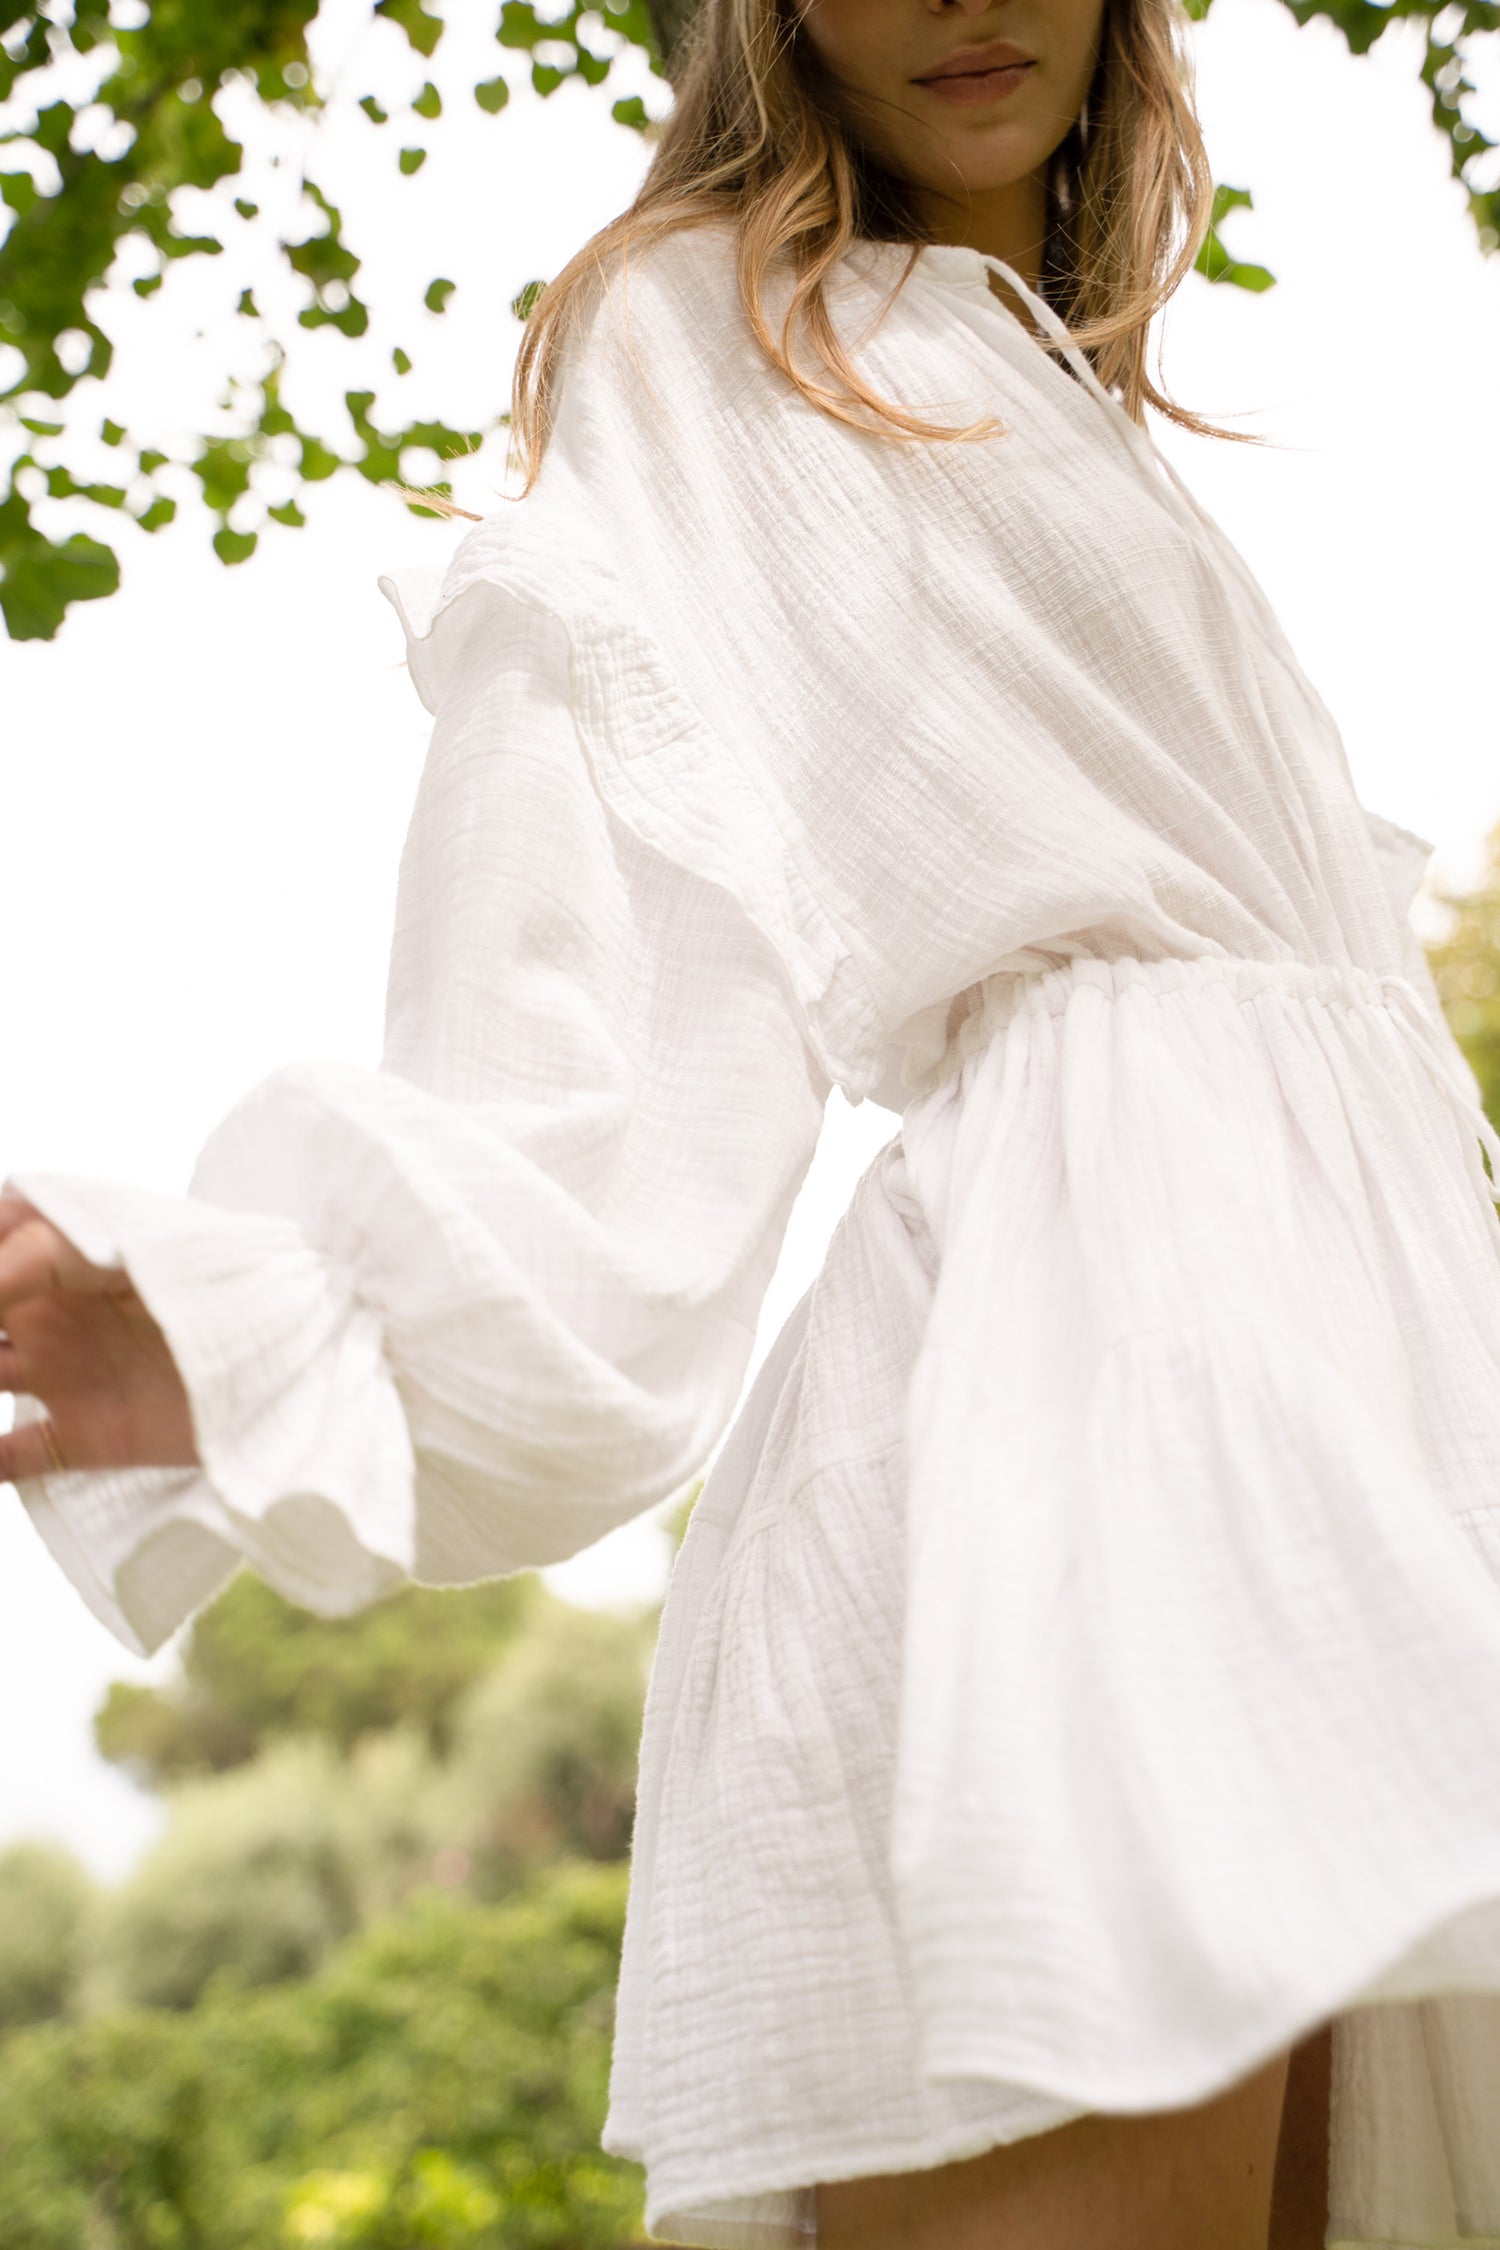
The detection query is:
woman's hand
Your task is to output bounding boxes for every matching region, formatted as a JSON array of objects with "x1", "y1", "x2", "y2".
[{"x1": 0, "y1": 1196, "x2": 199, "y2": 1481}]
